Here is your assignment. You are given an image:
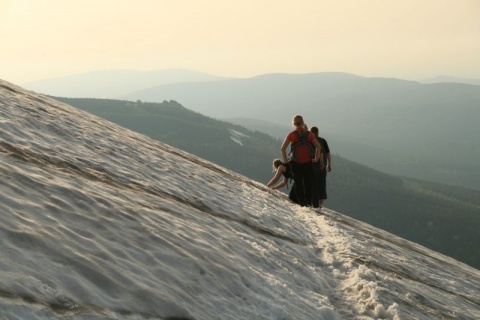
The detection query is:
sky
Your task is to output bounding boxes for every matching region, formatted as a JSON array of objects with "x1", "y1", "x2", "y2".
[
  {"x1": 1, "y1": 0, "x2": 480, "y2": 85},
  {"x1": 2, "y1": 78, "x2": 480, "y2": 319}
]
